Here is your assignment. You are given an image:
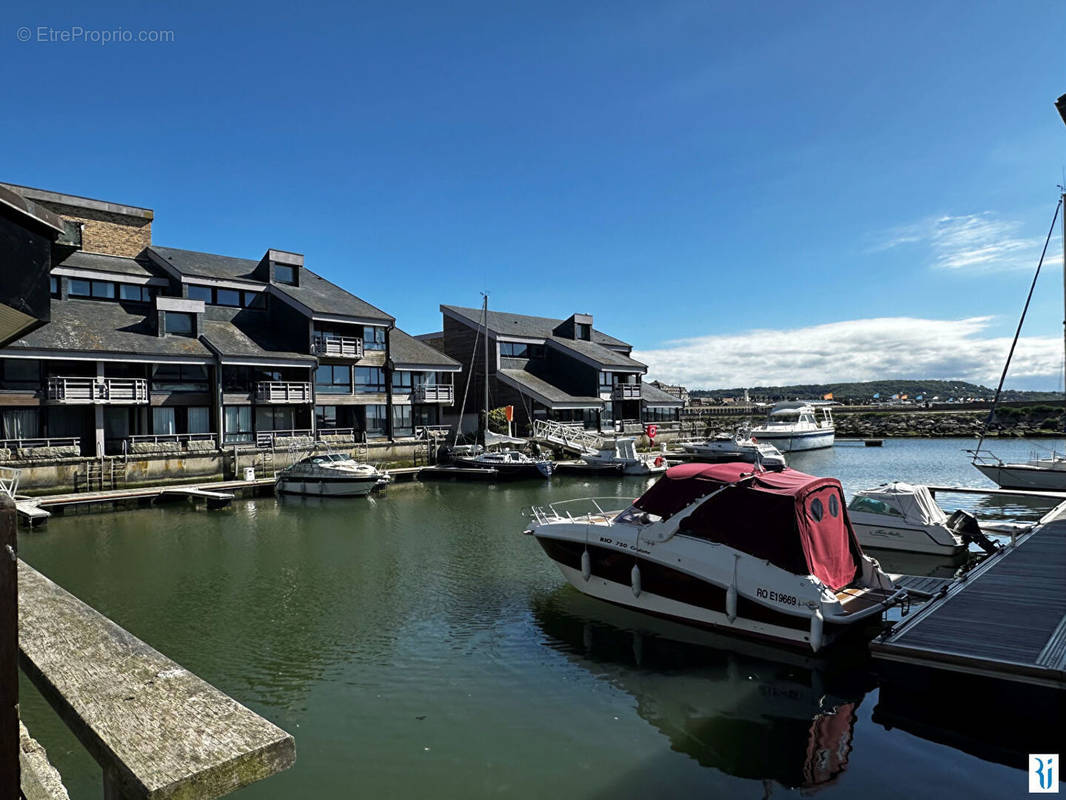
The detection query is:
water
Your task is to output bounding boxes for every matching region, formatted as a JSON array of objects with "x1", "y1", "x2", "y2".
[{"x1": 16, "y1": 438, "x2": 1062, "y2": 798}]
